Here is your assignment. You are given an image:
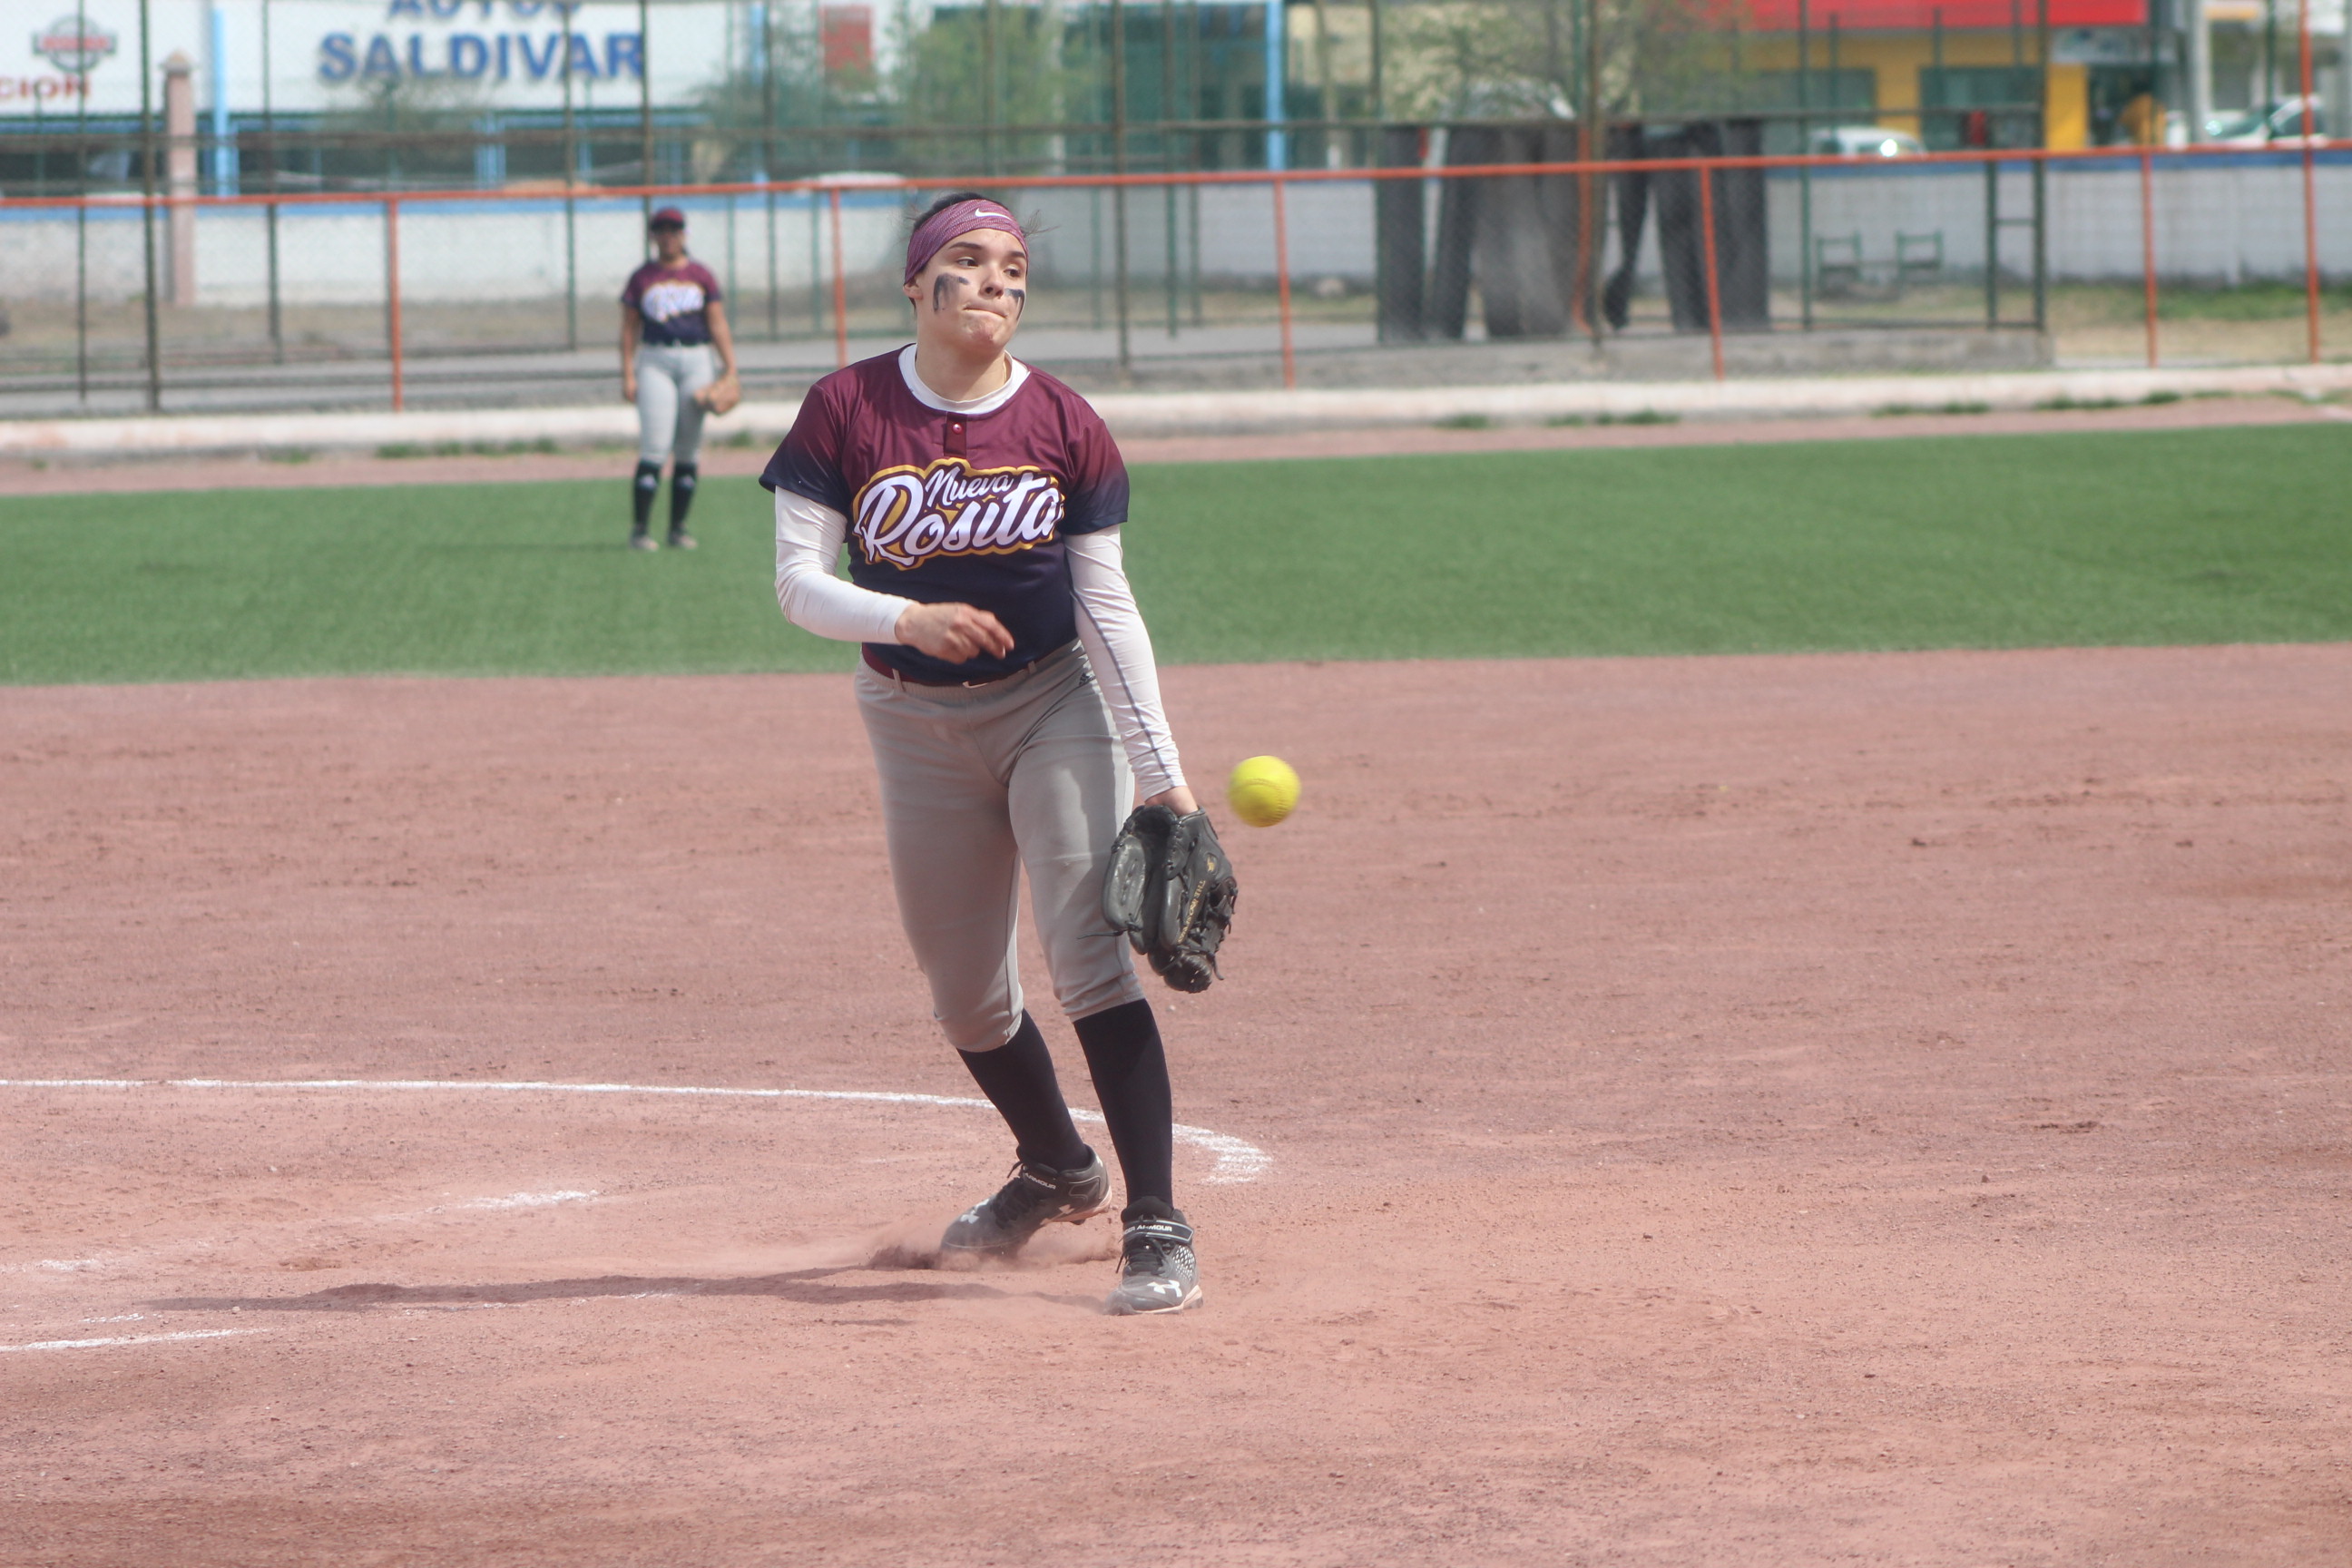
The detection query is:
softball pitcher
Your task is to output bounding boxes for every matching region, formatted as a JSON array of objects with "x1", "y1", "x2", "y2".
[{"x1": 762, "y1": 192, "x2": 1209, "y2": 1315}]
